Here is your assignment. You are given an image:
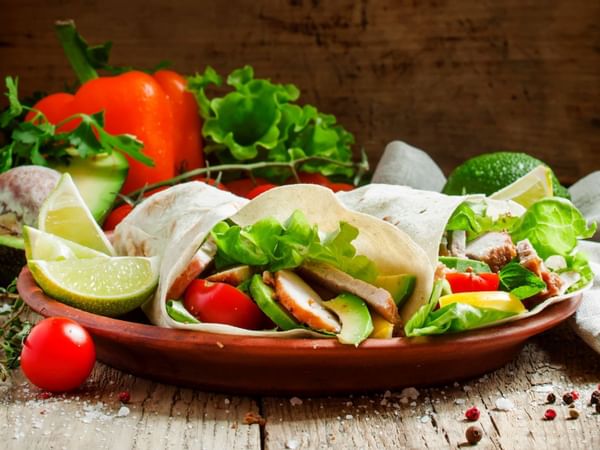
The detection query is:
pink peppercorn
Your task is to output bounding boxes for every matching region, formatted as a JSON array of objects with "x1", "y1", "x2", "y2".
[
  {"x1": 118, "y1": 391, "x2": 131, "y2": 403},
  {"x1": 570, "y1": 390, "x2": 579, "y2": 401},
  {"x1": 544, "y1": 408, "x2": 557, "y2": 420},
  {"x1": 465, "y1": 406, "x2": 480, "y2": 421}
]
